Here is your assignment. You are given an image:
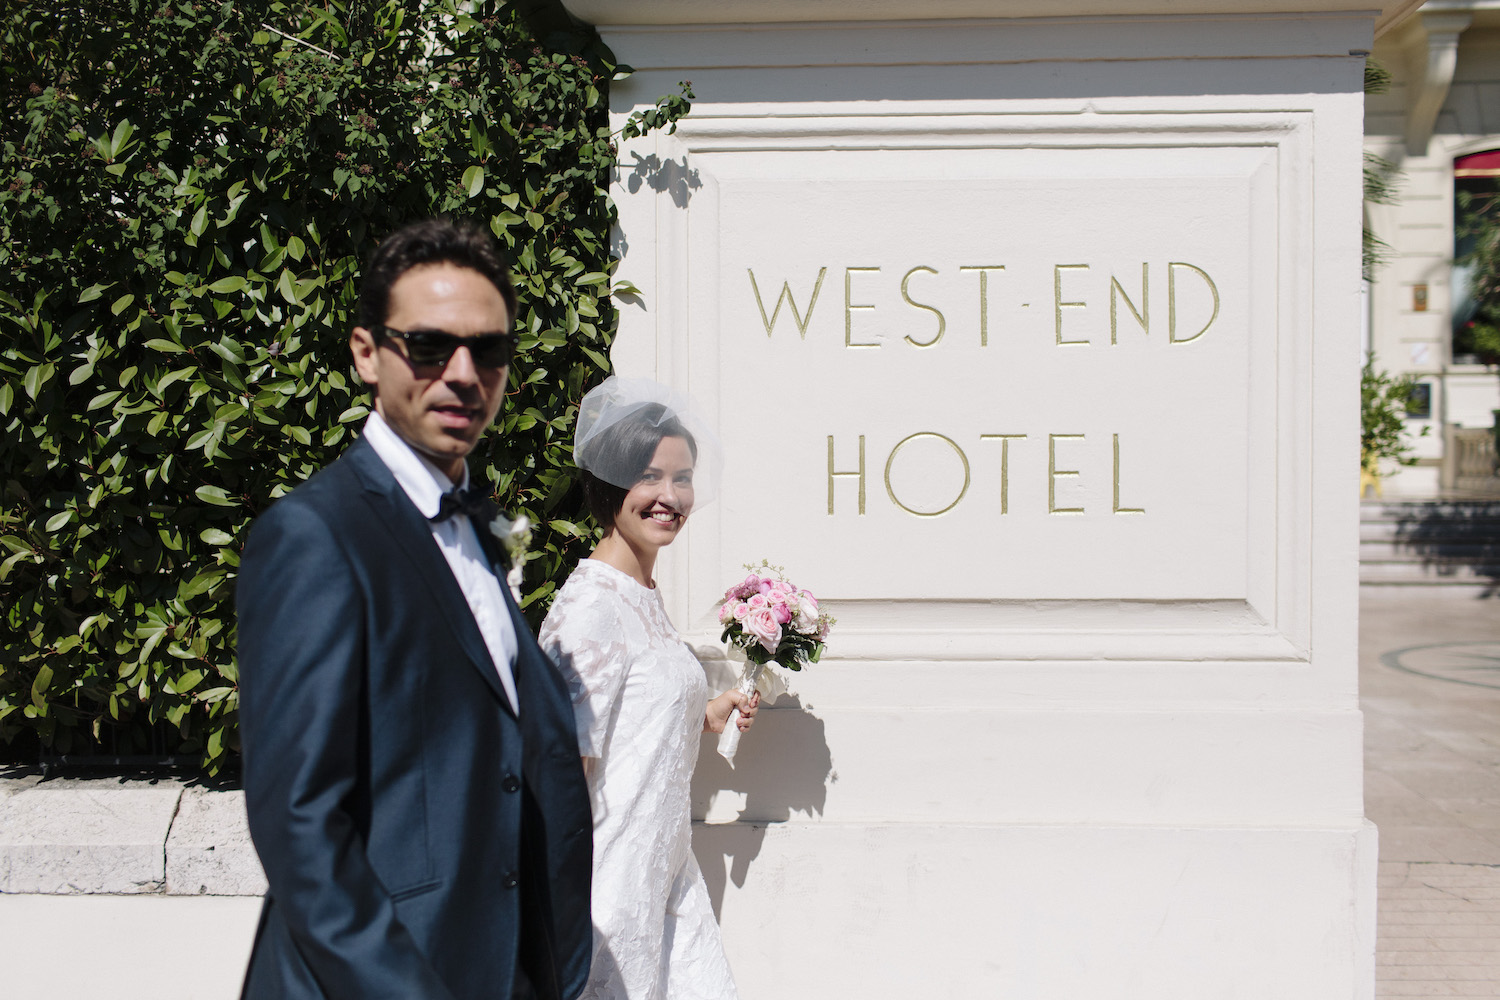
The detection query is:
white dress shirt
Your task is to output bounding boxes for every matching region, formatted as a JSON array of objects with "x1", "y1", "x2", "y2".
[{"x1": 362, "y1": 412, "x2": 520, "y2": 714}]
